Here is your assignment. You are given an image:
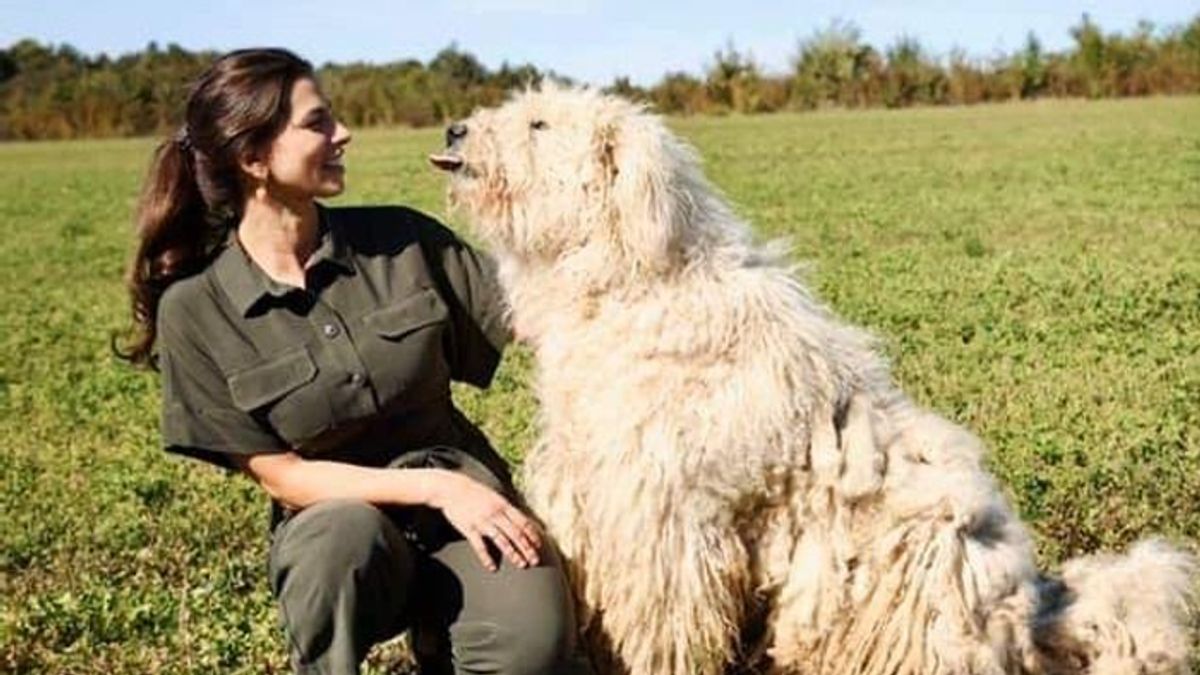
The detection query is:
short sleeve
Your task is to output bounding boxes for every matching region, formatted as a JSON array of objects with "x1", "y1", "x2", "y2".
[
  {"x1": 416, "y1": 217, "x2": 512, "y2": 388},
  {"x1": 157, "y1": 291, "x2": 286, "y2": 469}
]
